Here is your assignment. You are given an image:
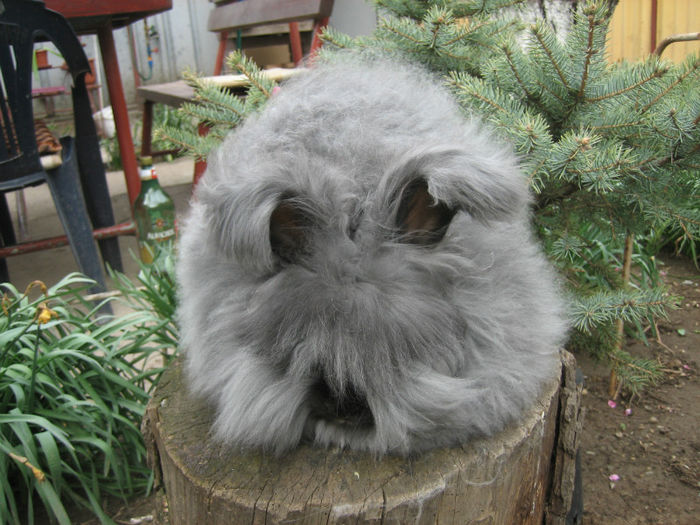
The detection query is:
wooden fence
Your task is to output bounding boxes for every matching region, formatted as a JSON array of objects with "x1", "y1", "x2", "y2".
[{"x1": 608, "y1": 0, "x2": 699, "y2": 62}]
